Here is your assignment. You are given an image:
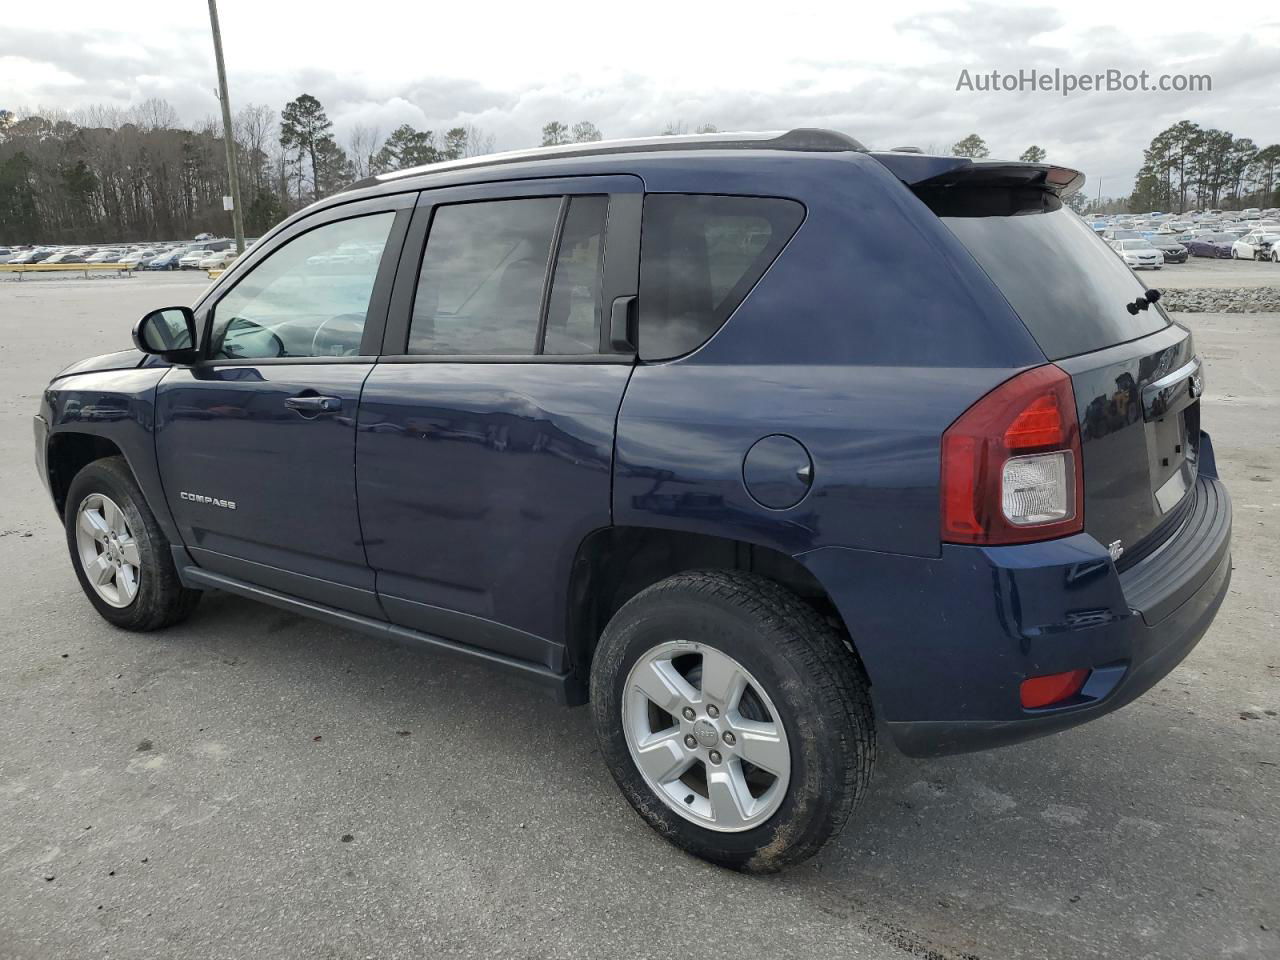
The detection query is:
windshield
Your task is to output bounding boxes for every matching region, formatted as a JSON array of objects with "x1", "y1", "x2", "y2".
[
  {"x1": 921, "y1": 187, "x2": 1169, "y2": 360},
  {"x1": 1118, "y1": 240, "x2": 1151, "y2": 250}
]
